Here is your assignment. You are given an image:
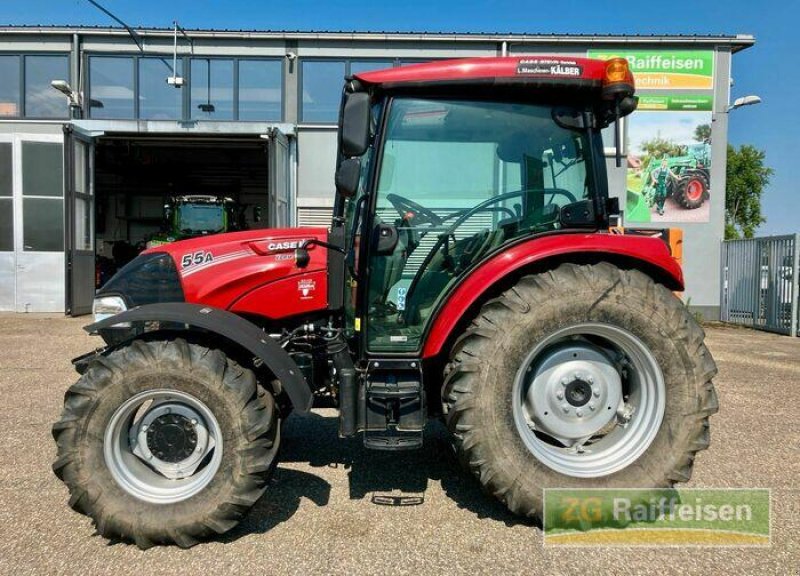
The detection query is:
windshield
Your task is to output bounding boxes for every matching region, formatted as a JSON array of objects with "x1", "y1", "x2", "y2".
[
  {"x1": 364, "y1": 97, "x2": 602, "y2": 352},
  {"x1": 177, "y1": 204, "x2": 226, "y2": 234}
]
